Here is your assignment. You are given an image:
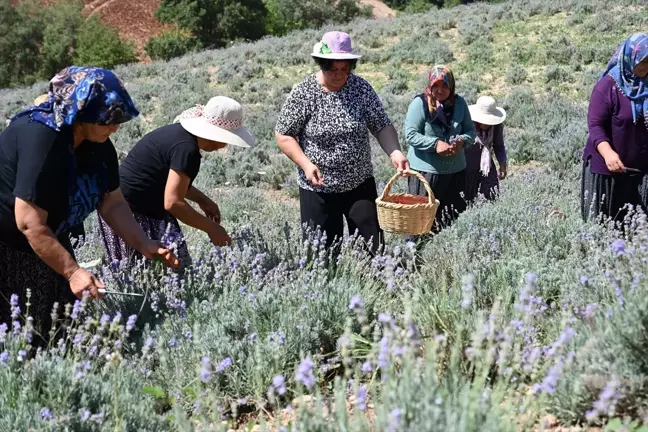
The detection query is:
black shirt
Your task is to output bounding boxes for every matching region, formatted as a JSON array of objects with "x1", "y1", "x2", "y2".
[
  {"x1": 120, "y1": 123, "x2": 201, "y2": 219},
  {"x1": 0, "y1": 116, "x2": 120, "y2": 253}
]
